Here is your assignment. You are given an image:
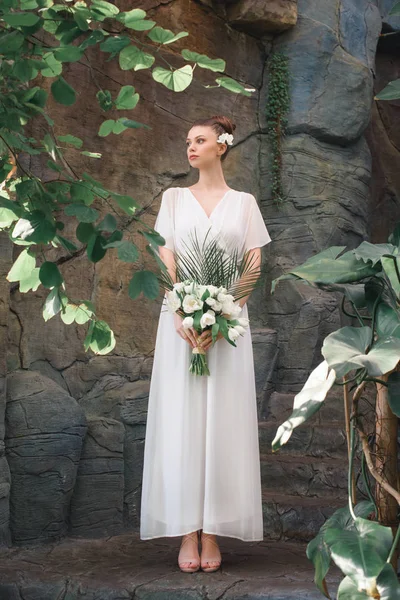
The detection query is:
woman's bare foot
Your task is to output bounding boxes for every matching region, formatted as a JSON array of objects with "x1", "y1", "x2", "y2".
[
  {"x1": 200, "y1": 531, "x2": 222, "y2": 572},
  {"x1": 178, "y1": 530, "x2": 200, "y2": 572}
]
